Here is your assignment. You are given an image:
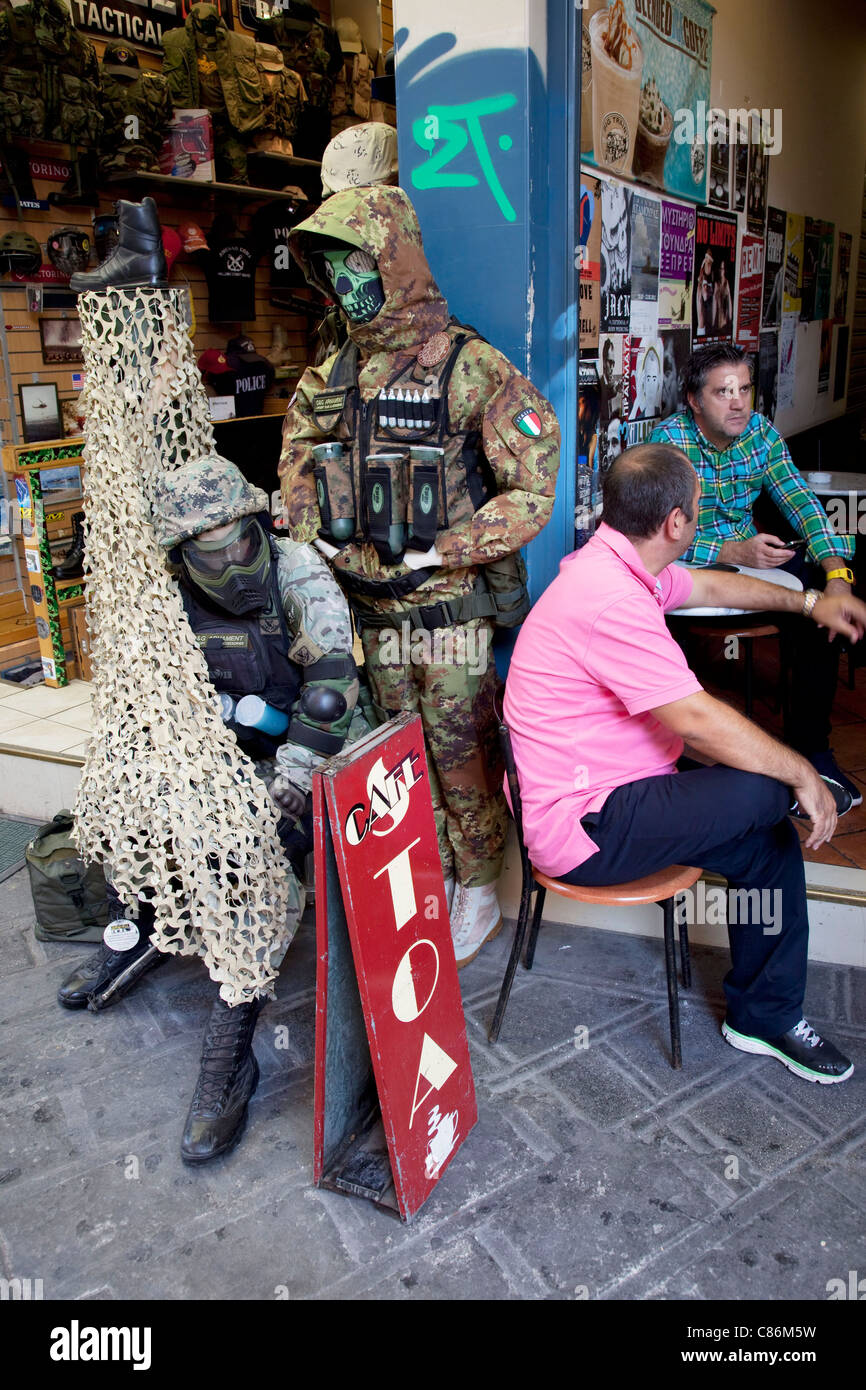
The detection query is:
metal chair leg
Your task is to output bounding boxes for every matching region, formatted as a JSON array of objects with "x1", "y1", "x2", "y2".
[
  {"x1": 523, "y1": 885, "x2": 547, "y2": 971},
  {"x1": 489, "y1": 873, "x2": 534, "y2": 1043},
  {"x1": 677, "y1": 895, "x2": 692, "y2": 989},
  {"x1": 660, "y1": 896, "x2": 682, "y2": 1069}
]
